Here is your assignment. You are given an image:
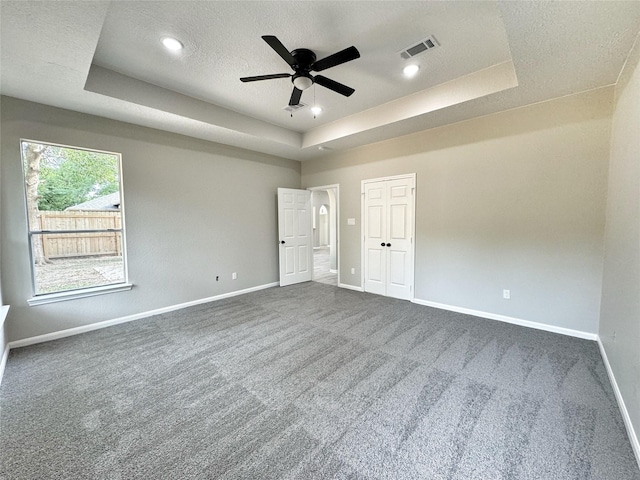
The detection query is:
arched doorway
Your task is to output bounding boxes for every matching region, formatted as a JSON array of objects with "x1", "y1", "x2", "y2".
[{"x1": 309, "y1": 185, "x2": 339, "y2": 285}]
